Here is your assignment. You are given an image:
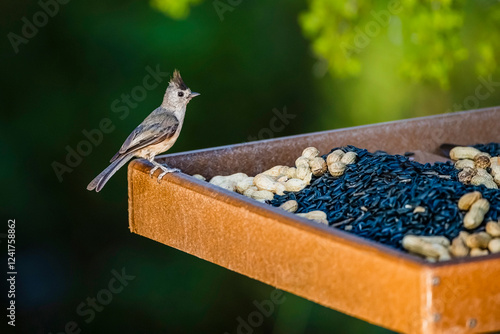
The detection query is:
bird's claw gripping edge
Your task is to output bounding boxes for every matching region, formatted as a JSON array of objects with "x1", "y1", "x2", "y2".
[{"x1": 149, "y1": 161, "x2": 180, "y2": 183}]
